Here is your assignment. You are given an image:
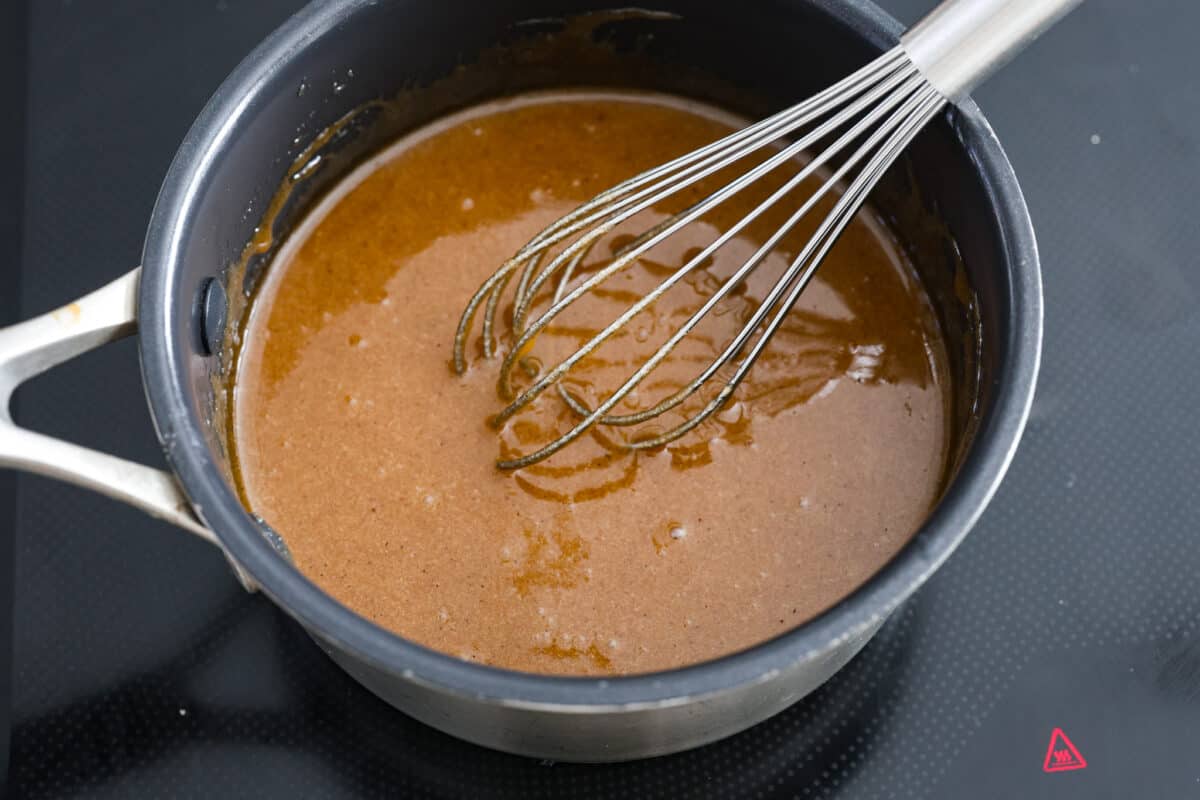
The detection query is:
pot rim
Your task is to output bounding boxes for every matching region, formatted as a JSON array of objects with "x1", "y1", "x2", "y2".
[{"x1": 139, "y1": 0, "x2": 1042, "y2": 710}]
